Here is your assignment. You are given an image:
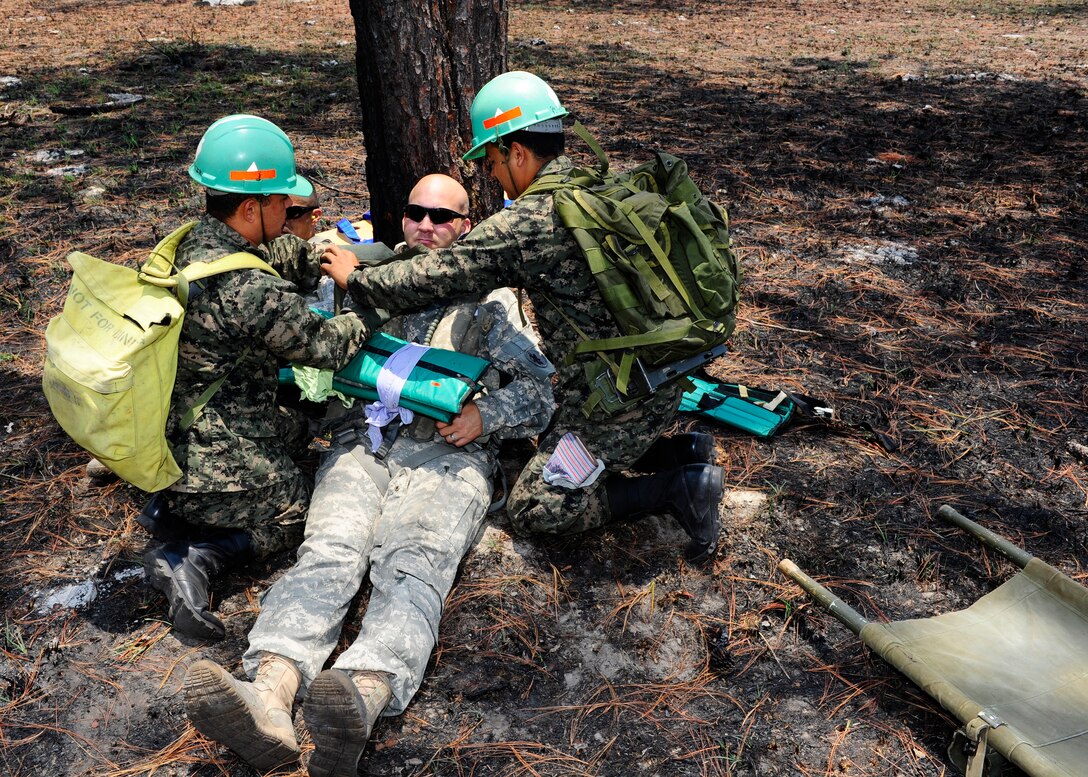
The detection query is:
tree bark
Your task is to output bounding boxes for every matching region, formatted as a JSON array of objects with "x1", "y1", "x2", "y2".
[{"x1": 350, "y1": 0, "x2": 507, "y2": 247}]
